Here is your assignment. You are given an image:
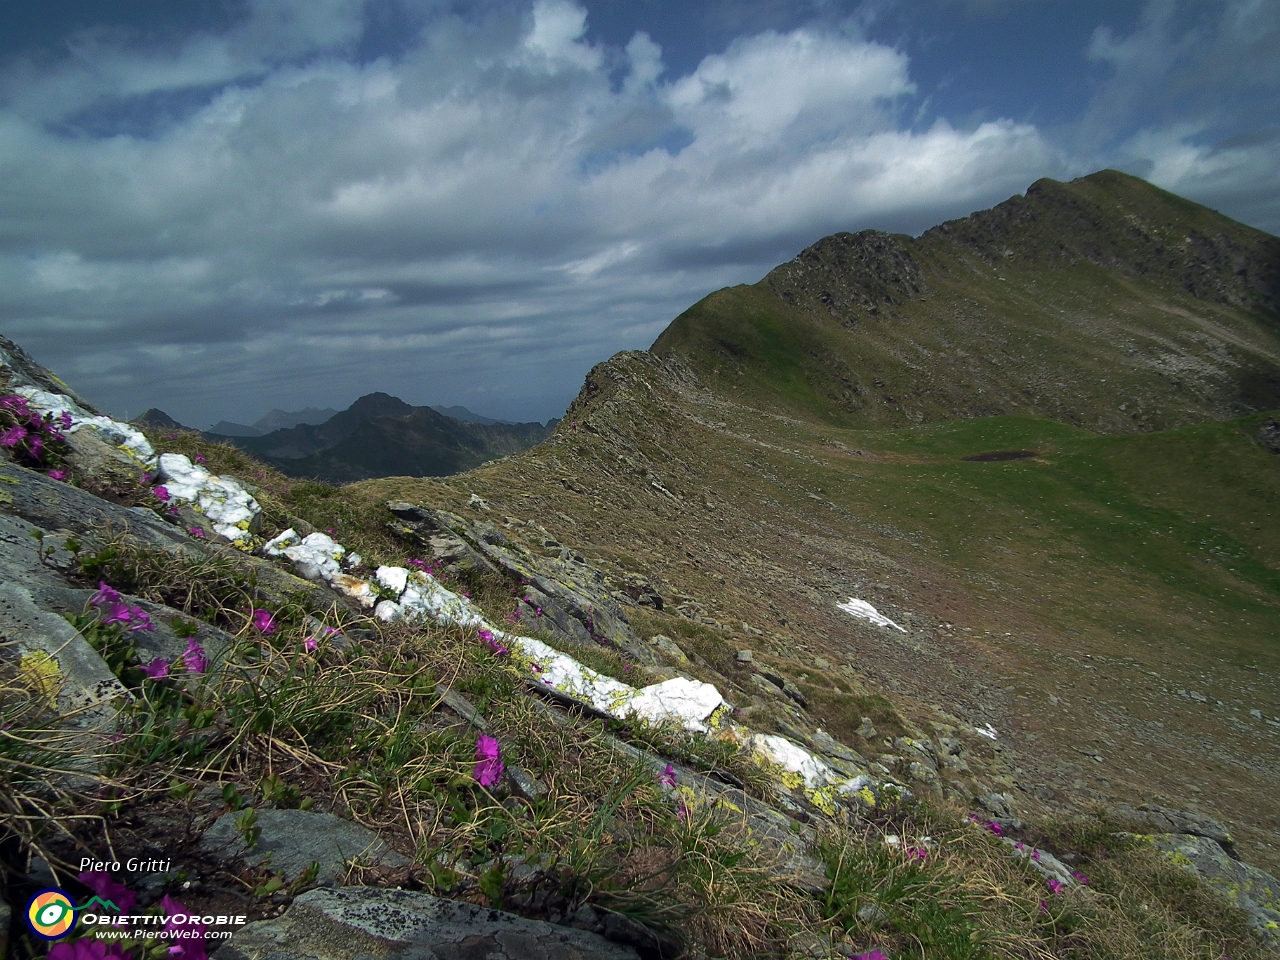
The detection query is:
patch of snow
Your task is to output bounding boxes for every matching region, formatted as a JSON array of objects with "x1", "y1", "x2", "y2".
[
  {"x1": 396, "y1": 573, "x2": 488, "y2": 629},
  {"x1": 155, "y1": 453, "x2": 259, "y2": 544},
  {"x1": 512, "y1": 634, "x2": 637, "y2": 713},
  {"x1": 263, "y1": 530, "x2": 346, "y2": 581},
  {"x1": 622, "y1": 677, "x2": 726, "y2": 733},
  {"x1": 749, "y1": 732, "x2": 838, "y2": 789},
  {"x1": 975, "y1": 723, "x2": 998, "y2": 740},
  {"x1": 16, "y1": 387, "x2": 157, "y2": 468},
  {"x1": 837, "y1": 597, "x2": 906, "y2": 632},
  {"x1": 374, "y1": 600, "x2": 402, "y2": 622},
  {"x1": 375, "y1": 565, "x2": 409, "y2": 598}
]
